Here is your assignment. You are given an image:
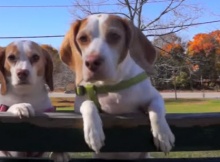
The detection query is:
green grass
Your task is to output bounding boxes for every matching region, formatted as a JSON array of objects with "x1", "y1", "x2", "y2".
[
  {"x1": 54, "y1": 98, "x2": 220, "y2": 113},
  {"x1": 51, "y1": 98, "x2": 220, "y2": 158},
  {"x1": 151, "y1": 151, "x2": 220, "y2": 158},
  {"x1": 56, "y1": 107, "x2": 73, "y2": 111},
  {"x1": 165, "y1": 99, "x2": 220, "y2": 113},
  {"x1": 69, "y1": 151, "x2": 220, "y2": 158}
]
